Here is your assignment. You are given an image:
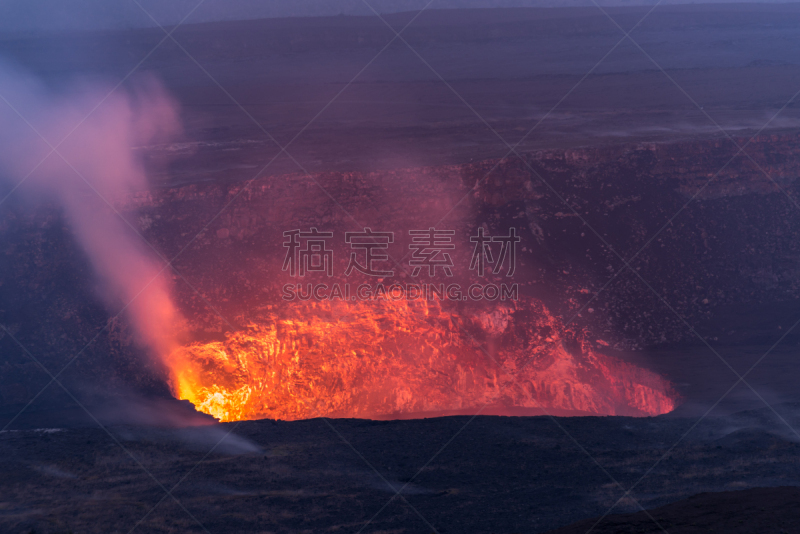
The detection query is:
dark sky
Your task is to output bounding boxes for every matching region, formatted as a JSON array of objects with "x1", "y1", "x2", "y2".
[{"x1": 1, "y1": 0, "x2": 793, "y2": 34}]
